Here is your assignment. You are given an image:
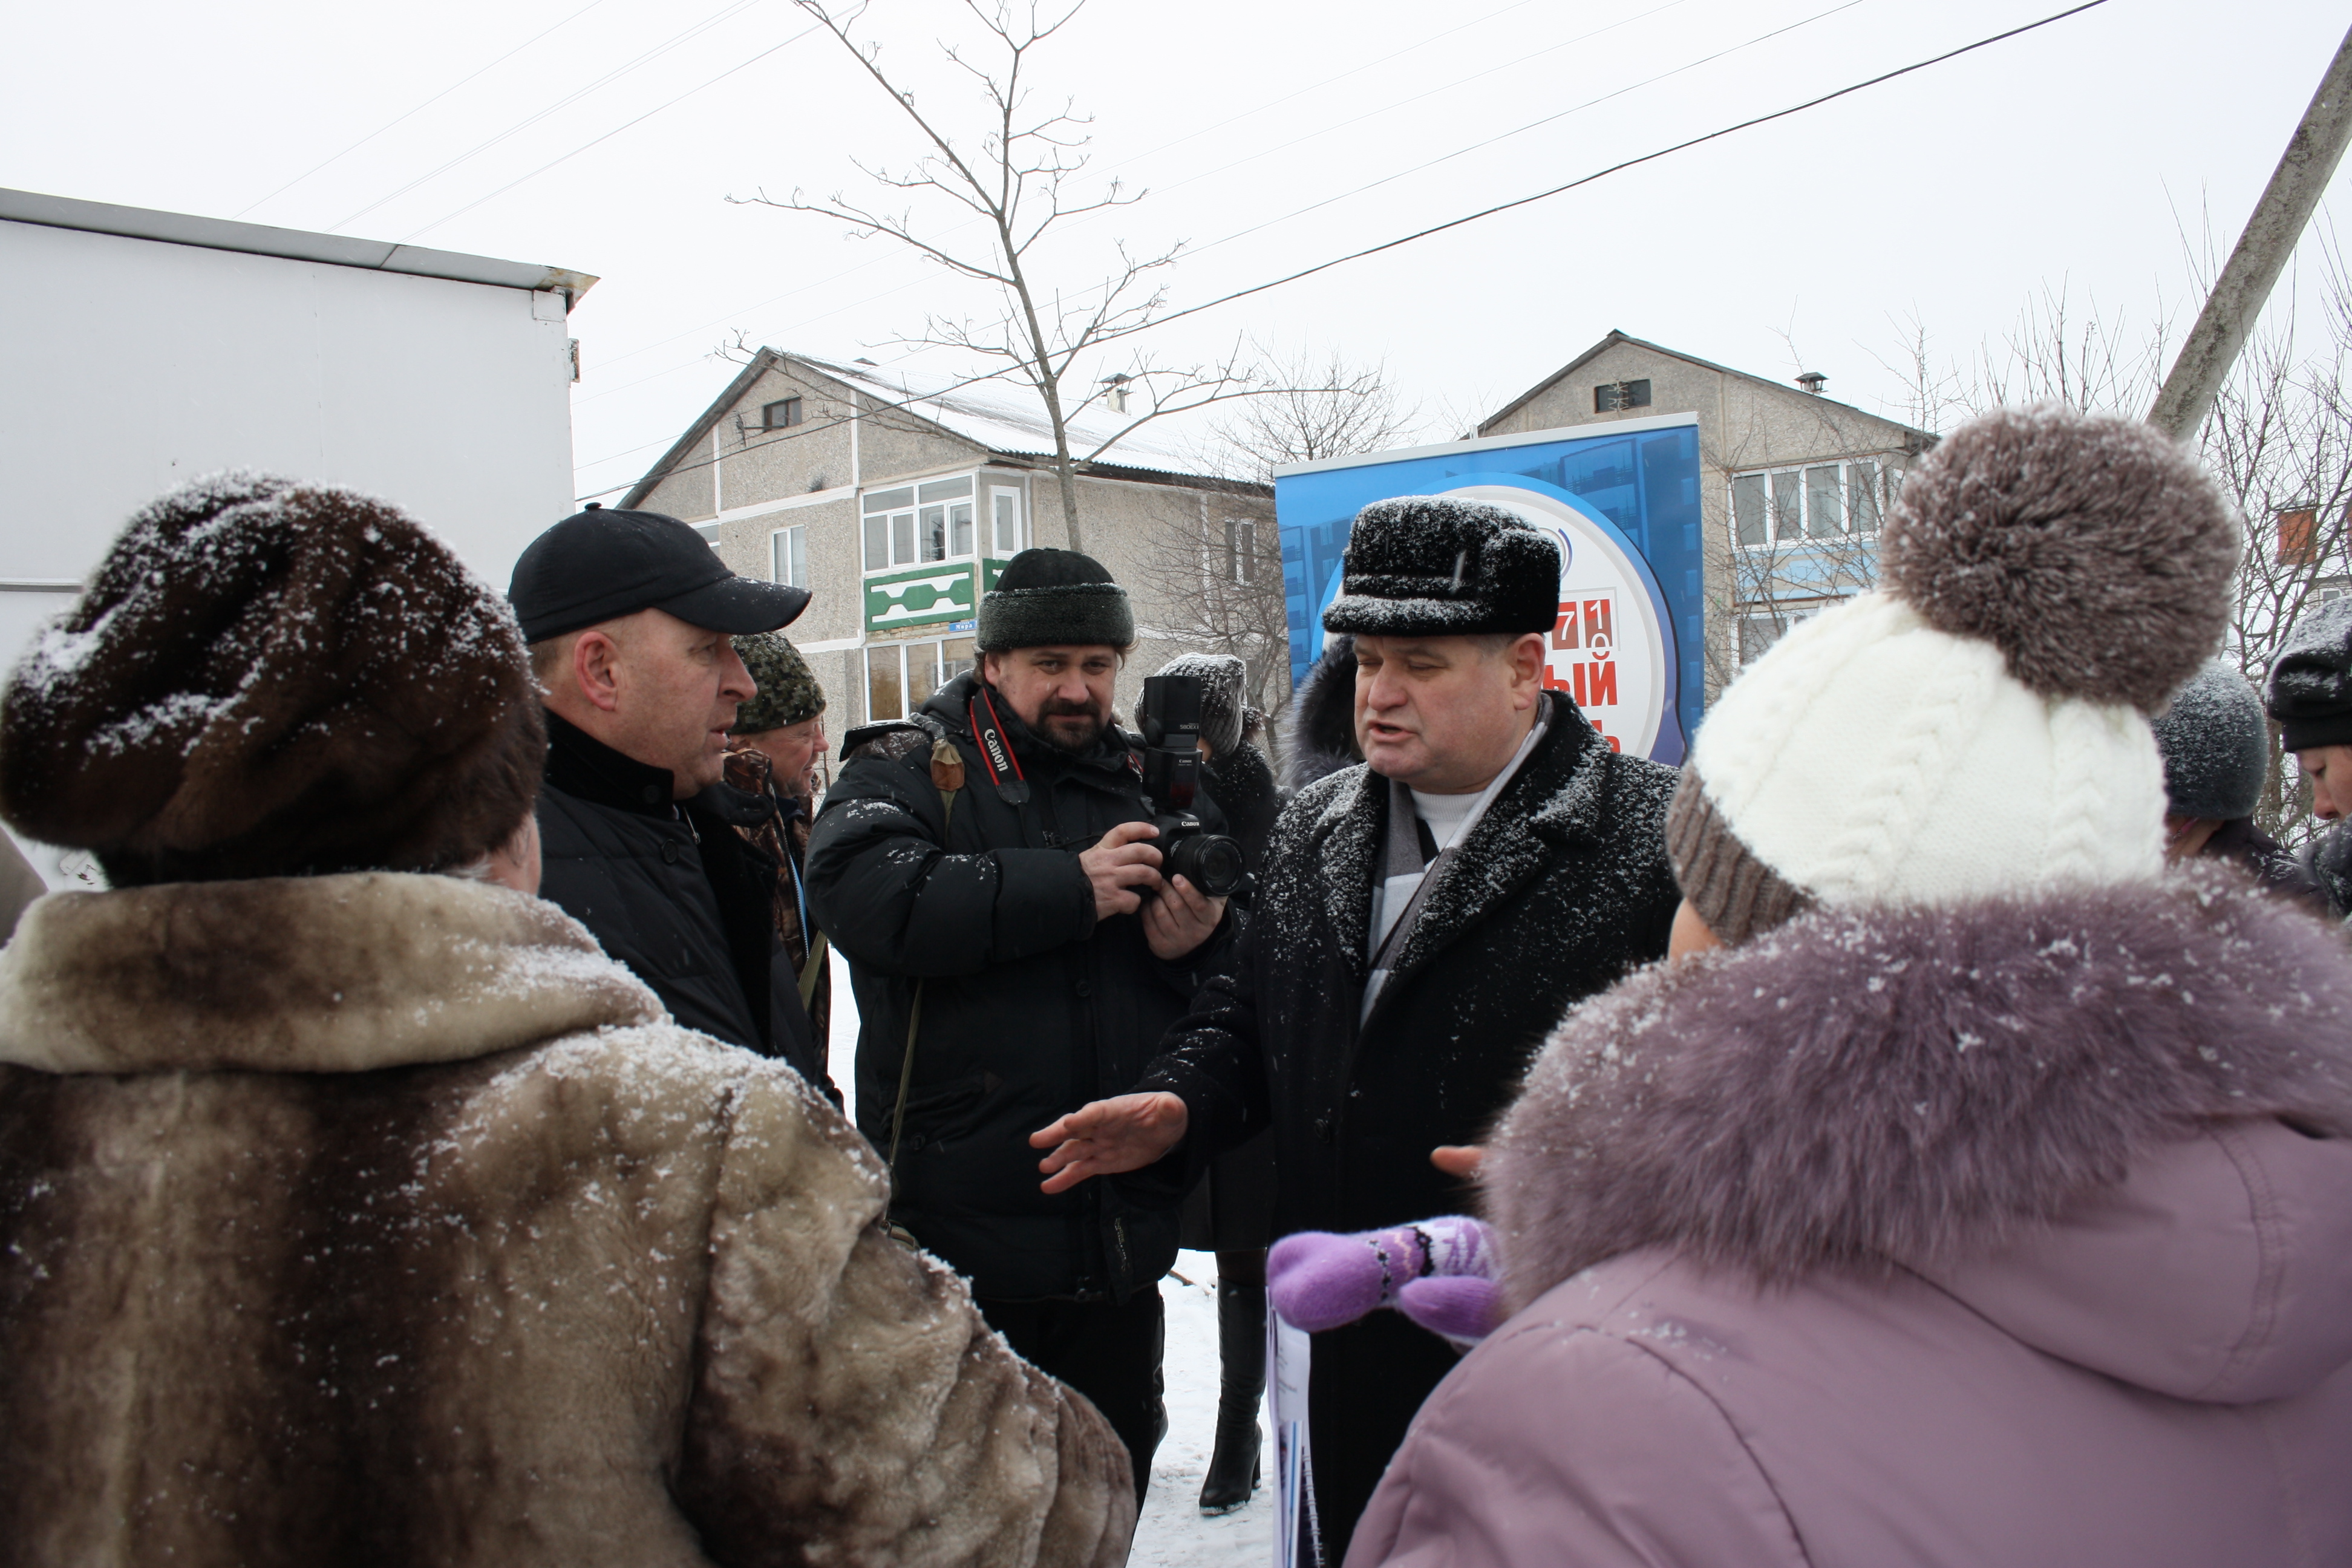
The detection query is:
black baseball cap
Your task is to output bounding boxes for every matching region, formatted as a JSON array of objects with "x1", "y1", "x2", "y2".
[{"x1": 508, "y1": 505, "x2": 810, "y2": 642}]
